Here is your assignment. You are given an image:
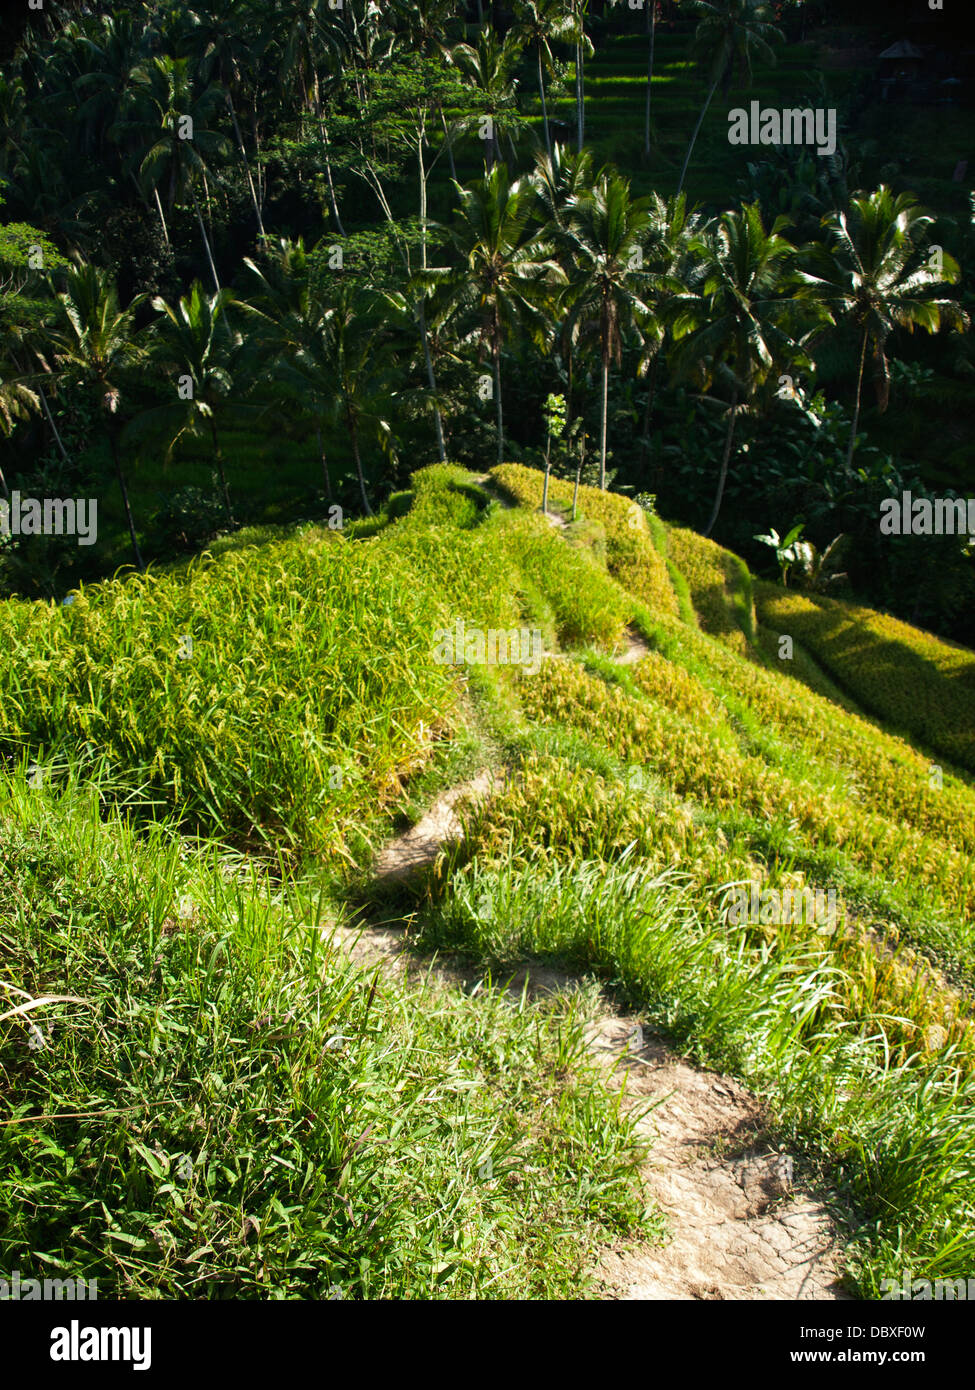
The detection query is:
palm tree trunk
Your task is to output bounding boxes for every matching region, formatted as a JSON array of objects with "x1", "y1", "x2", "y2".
[
  {"x1": 108, "y1": 428, "x2": 144, "y2": 573},
  {"x1": 317, "y1": 110, "x2": 347, "y2": 238},
  {"x1": 537, "y1": 46, "x2": 551, "y2": 157},
  {"x1": 0, "y1": 460, "x2": 9, "y2": 502},
  {"x1": 202, "y1": 168, "x2": 215, "y2": 242},
  {"x1": 573, "y1": 433, "x2": 583, "y2": 520},
  {"x1": 847, "y1": 323, "x2": 869, "y2": 468},
  {"x1": 638, "y1": 353, "x2": 659, "y2": 472},
  {"x1": 438, "y1": 104, "x2": 457, "y2": 182},
  {"x1": 677, "y1": 72, "x2": 719, "y2": 196},
  {"x1": 420, "y1": 306, "x2": 447, "y2": 463},
  {"x1": 251, "y1": 105, "x2": 265, "y2": 214},
  {"x1": 226, "y1": 88, "x2": 266, "y2": 241},
  {"x1": 417, "y1": 132, "x2": 446, "y2": 465},
  {"x1": 705, "y1": 387, "x2": 738, "y2": 537},
  {"x1": 493, "y1": 344, "x2": 504, "y2": 465},
  {"x1": 644, "y1": 4, "x2": 657, "y2": 158},
  {"x1": 576, "y1": 41, "x2": 585, "y2": 150},
  {"x1": 542, "y1": 433, "x2": 551, "y2": 514},
  {"x1": 153, "y1": 185, "x2": 171, "y2": 247},
  {"x1": 599, "y1": 356, "x2": 609, "y2": 490},
  {"x1": 39, "y1": 385, "x2": 70, "y2": 463},
  {"x1": 316, "y1": 423, "x2": 332, "y2": 501},
  {"x1": 191, "y1": 186, "x2": 221, "y2": 295},
  {"x1": 209, "y1": 418, "x2": 235, "y2": 527},
  {"x1": 349, "y1": 415, "x2": 373, "y2": 516}
]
